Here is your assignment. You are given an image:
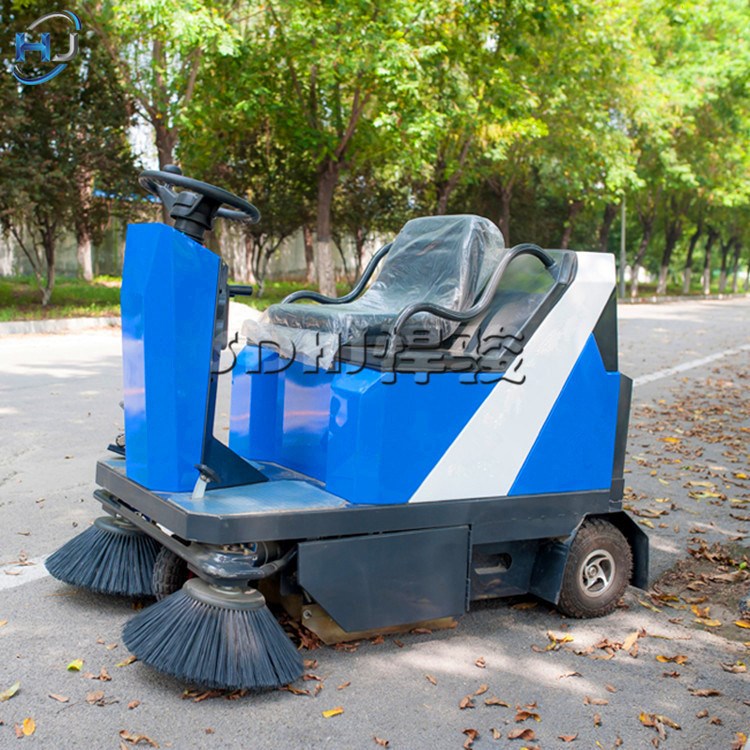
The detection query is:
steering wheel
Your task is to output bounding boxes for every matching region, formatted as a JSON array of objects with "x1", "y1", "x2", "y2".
[{"x1": 139, "y1": 165, "x2": 260, "y2": 244}]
